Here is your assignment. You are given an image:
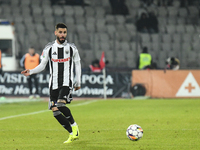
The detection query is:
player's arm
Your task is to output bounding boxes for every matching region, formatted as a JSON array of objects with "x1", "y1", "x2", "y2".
[
  {"x1": 21, "y1": 49, "x2": 49, "y2": 76},
  {"x1": 74, "y1": 60, "x2": 81, "y2": 91}
]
